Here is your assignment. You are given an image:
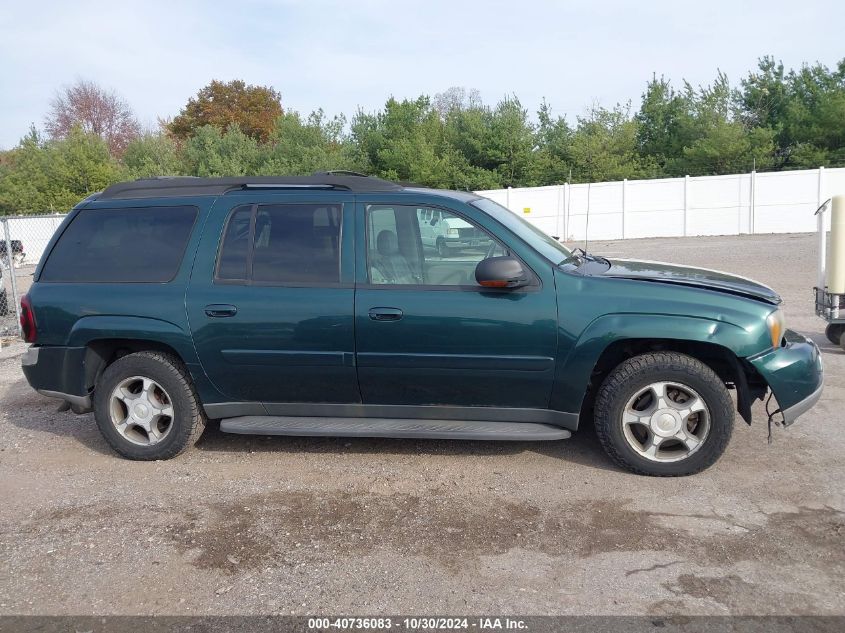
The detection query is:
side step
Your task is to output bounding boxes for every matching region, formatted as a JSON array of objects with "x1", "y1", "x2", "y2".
[{"x1": 220, "y1": 416, "x2": 571, "y2": 441}]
